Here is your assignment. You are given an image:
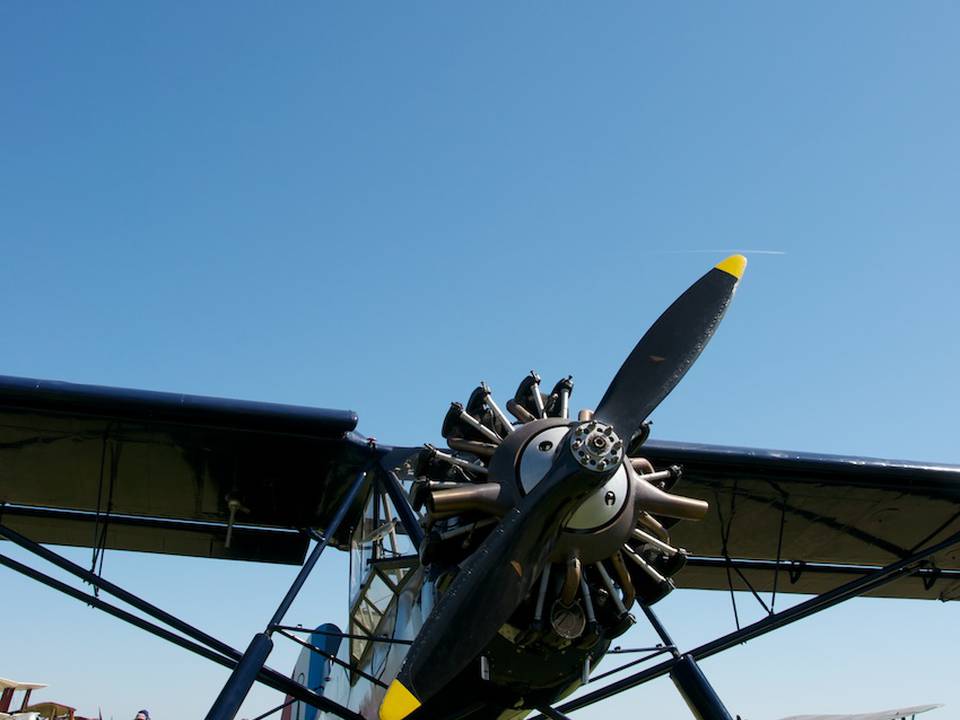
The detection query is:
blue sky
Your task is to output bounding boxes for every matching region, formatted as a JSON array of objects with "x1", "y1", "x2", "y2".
[{"x1": 2, "y1": 3, "x2": 959, "y2": 718}]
